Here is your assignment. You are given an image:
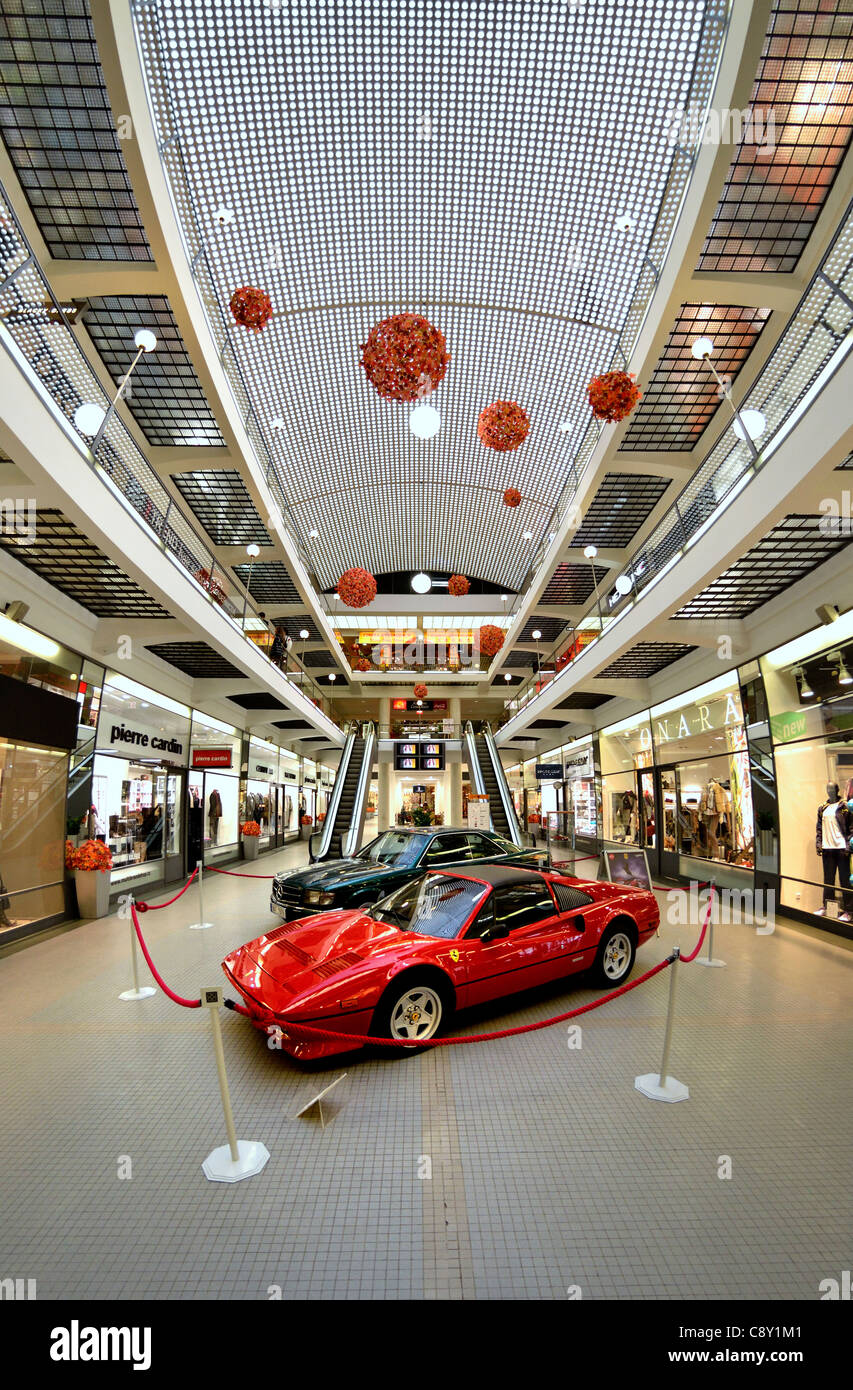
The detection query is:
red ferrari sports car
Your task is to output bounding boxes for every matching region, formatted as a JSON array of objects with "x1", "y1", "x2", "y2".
[{"x1": 222, "y1": 864, "x2": 660, "y2": 1060}]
